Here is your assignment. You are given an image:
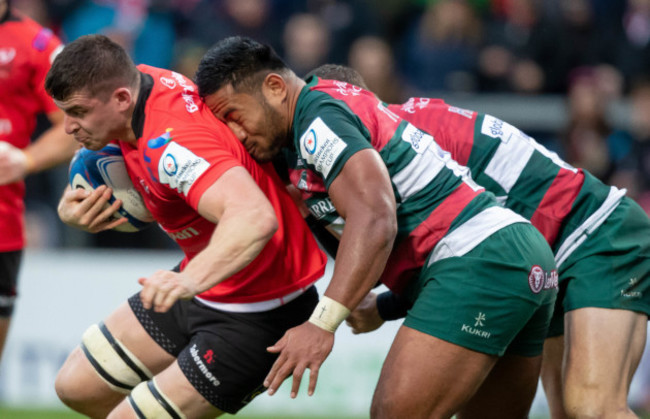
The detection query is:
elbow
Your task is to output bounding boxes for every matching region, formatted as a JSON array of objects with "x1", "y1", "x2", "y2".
[
  {"x1": 255, "y1": 208, "x2": 279, "y2": 242},
  {"x1": 370, "y1": 205, "x2": 398, "y2": 252}
]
